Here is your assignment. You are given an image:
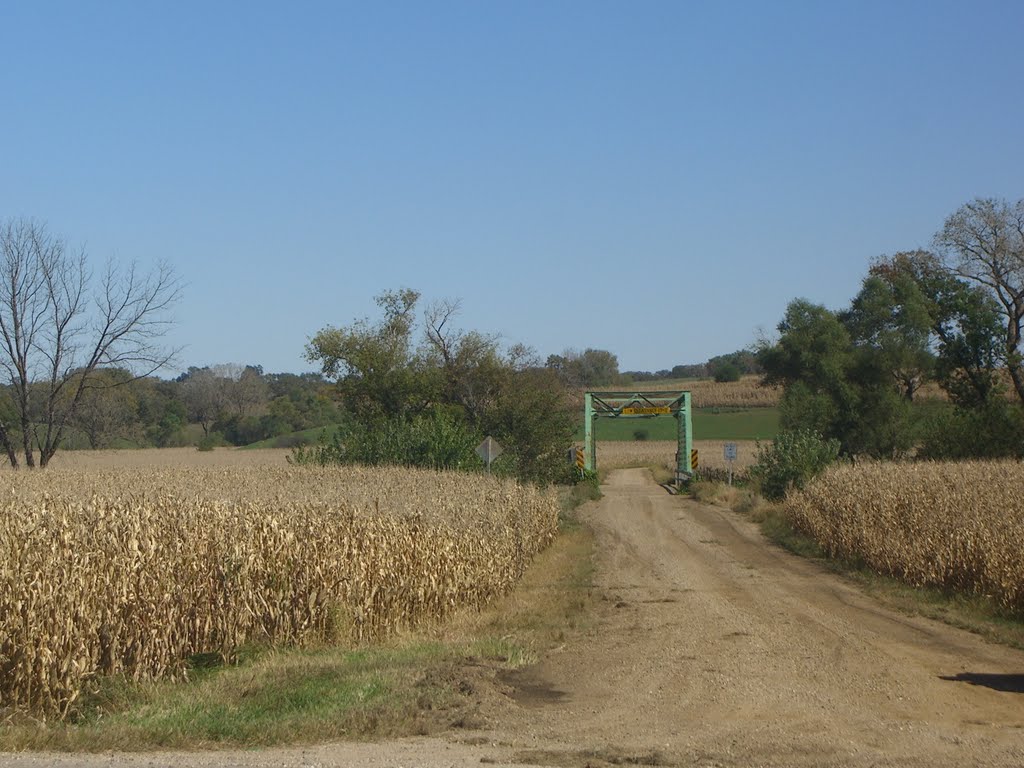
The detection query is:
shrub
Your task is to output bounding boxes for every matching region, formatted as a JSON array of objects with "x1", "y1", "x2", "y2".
[
  {"x1": 196, "y1": 434, "x2": 220, "y2": 452},
  {"x1": 751, "y1": 428, "x2": 840, "y2": 501},
  {"x1": 917, "y1": 402, "x2": 1024, "y2": 460},
  {"x1": 713, "y1": 363, "x2": 742, "y2": 383},
  {"x1": 290, "y1": 411, "x2": 481, "y2": 472}
]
